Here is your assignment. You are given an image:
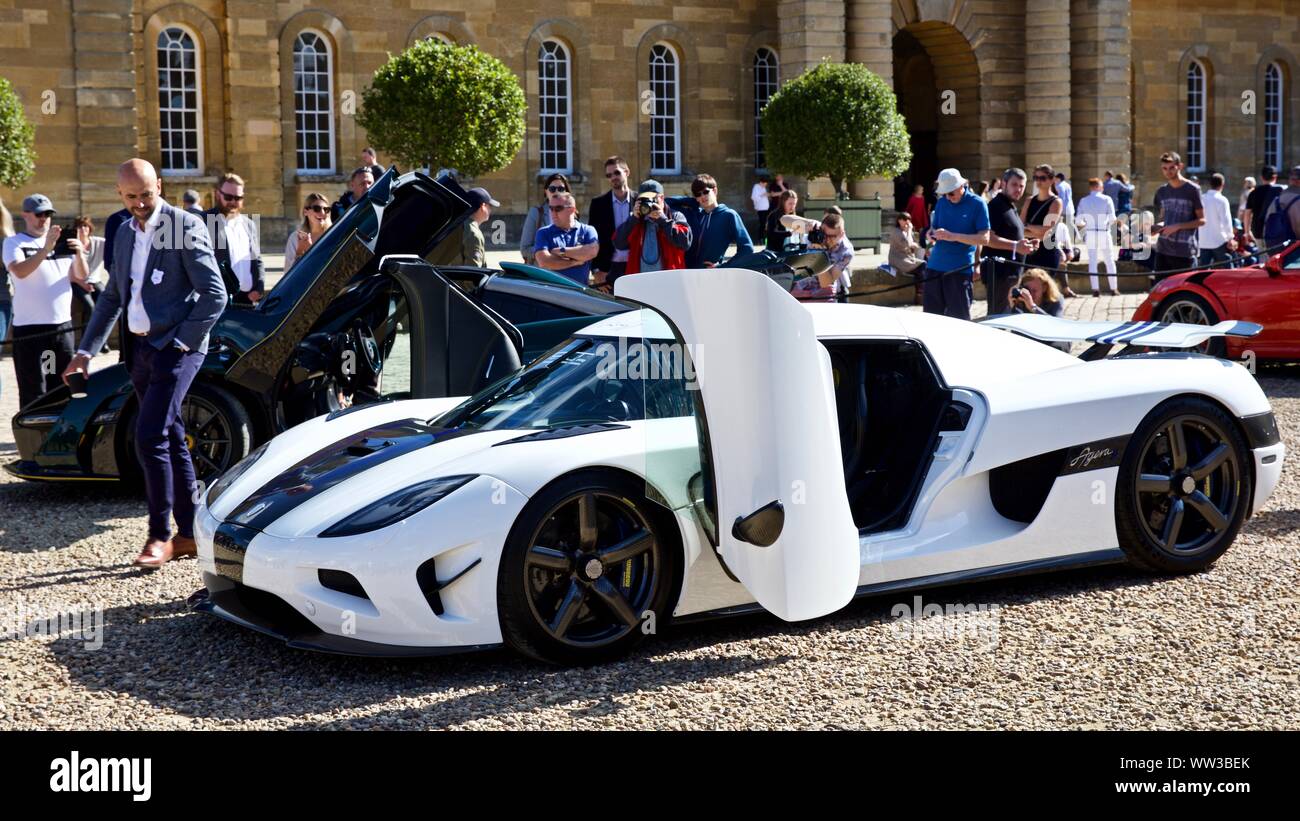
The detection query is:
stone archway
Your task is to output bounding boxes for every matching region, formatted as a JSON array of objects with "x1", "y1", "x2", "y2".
[{"x1": 891, "y1": 22, "x2": 981, "y2": 212}]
